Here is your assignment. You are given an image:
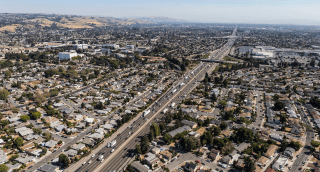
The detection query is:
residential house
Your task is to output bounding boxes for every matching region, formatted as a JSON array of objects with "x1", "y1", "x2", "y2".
[
  {"x1": 144, "y1": 153, "x2": 160, "y2": 166},
  {"x1": 103, "y1": 123, "x2": 115, "y2": 131},
  {"x1": 181, "y1": 120, "x2": 198, "y2": 128},
  {"x1": 131, "y1": 161, "x2": 149, "y2": 172},
  {"x1": 270, "y1": 133, "x2": 283, "y2": 142},
  {"x1": 208, "y1": 149, "x2": 220, "y2": 161},
  {"x1": 55, "y1": 125, "x2": 67, "y2": 132},
  {"x1": 183, "y1": 162, "x2": 199, "y2": 172},
  {"x1": 168, "y1": 125, "x2": 191, "y2": 138},
  {"x1": 188, "y1": 131, "x2": 200, "y2": 138},
  {"x1": 15, "y1": 155, "x2": 35, "y2": 165},
  {"x1": 291, "y1": 126, "x2": 301, "y2": 135},
  {"x1": 0, "y1": 150, "x2": 7, "y2": 164},
  {"x1": 88, "y1": 133, "x2": 104, "y2": 140},
  {"x1": 283, "y1": 147, "x2": 295, "y2": 158},
  {"x1": 71, "y1": 143, "x2": 85, "y2": 151},
  {"x1": 39, "y1": 164, "x2": 60, "y2": 172},
  {"x1": 236, "y1": 143, "x2": 251, "y2": 153},
  {"x1": 15, "y1": 127, "x2": 34, "y2": 136},
  {"x1": 221, "y1": 155, "x2": 233, "y2": 165},
  {"x1": 259, "y1": 130, "x2": 271, "y2": 140},
  {"x1": 272, "y1": 155, "x2": 288, "y2": 171},
  {"x1": 160, "y1": 150, "x2": 172, "y2": 160},
  {"x1": 82, "y1": 138, "x2": 95, "y2": 147},
  {"x1": 264, "y1": 145, "x2": 278, "y2": 158},
  {"x1": 7, "y1": 163, "x2": 22, "y2": 172},
  {"x1": 44, "y1": 140, "x2": 58, "y2": 148},
  {"x1": 65, "y1": 149, "x2": 78, "y2": 157},
  {"x1": 257, "y1": 156, "x2": 269, "y2": 167},
  {"x1": 151, "y1": 148, "x2": 160, "y2": 155}
]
